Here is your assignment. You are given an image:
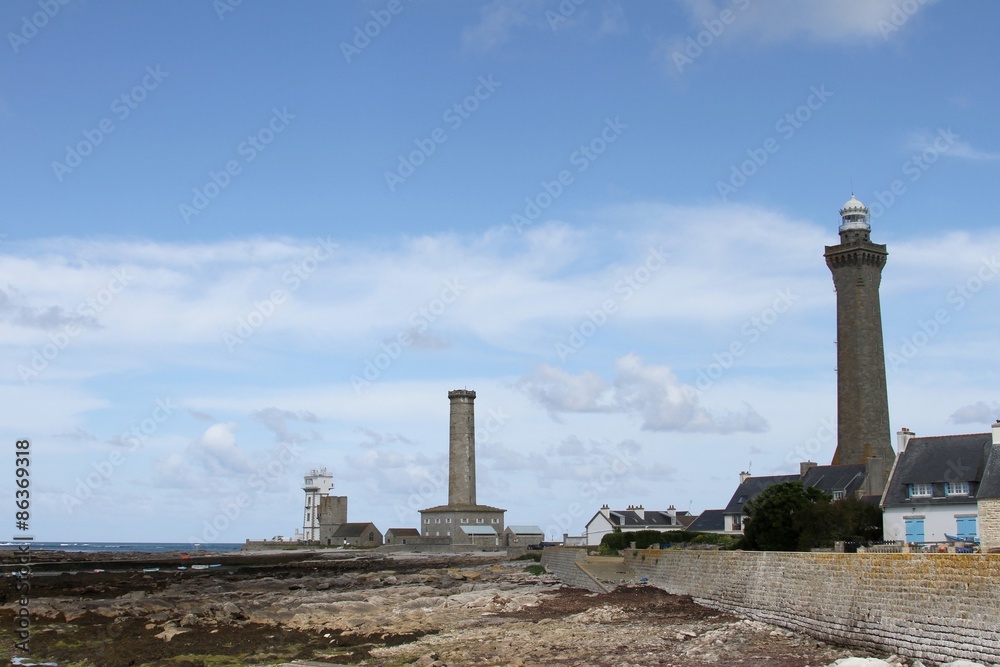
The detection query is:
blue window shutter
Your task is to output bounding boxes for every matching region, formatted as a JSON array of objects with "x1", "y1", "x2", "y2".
[
  {"x1": 956, "y1": 516, "x2": 977, "y2": 539},
  {"x1": 905, "y1": 518, "x2": 925, "y2": 544}
]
